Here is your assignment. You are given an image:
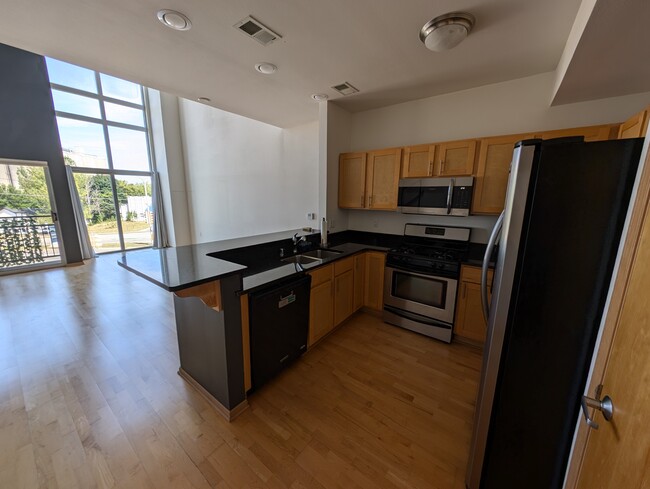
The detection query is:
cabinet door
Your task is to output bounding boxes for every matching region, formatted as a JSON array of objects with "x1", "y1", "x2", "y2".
[
  {"x1": 366, "y1": 148, "x2": 401, "y2": 210},
  {"x1": 618, "y1": 109, "x2": 648, "y2": 139},
  {"x1": 402, "y1": 144, "x2": 436, "y2": 178},
  {"x1": 334, "y1": 269, "x2": 354, "y2": 325},
  {"x1": 437, "y1": 140, "x2": 477, "y2": 176},
  {"x1": 353, "y1": 253, "x2": 366, "y2": 312},
  {"x1": 535, "y1": 124, "x2": 616, "y2": 142},
  {"x1": 364, "y1": 251, "x2": 386, "y2": 311},
  {"x1": 339, "y1": 152, "x2": 367, "y2": 209},
  {"x1": 308, "y1": 280, "x2": 333, "y2": 346},
  {"x1": 454, "y1": 281, "x2": 489, "y2": 343},
  {"x1": 472, "y1": 134, "x2": 532, "y2": 215}
]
